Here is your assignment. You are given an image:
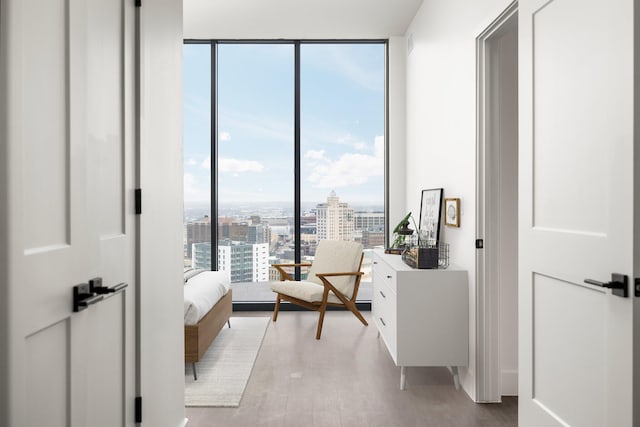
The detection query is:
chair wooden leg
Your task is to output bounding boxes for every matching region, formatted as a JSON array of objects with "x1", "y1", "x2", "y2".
[
  {"x1": 273, "y1": 295, "x2": 281, "y2": 321},
  {"x1": 316, "y1": 306, "x2": 327, "y2": 340},
  {"x1": 349, "y1": 304, "x2": 368, "y2": 326}
]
